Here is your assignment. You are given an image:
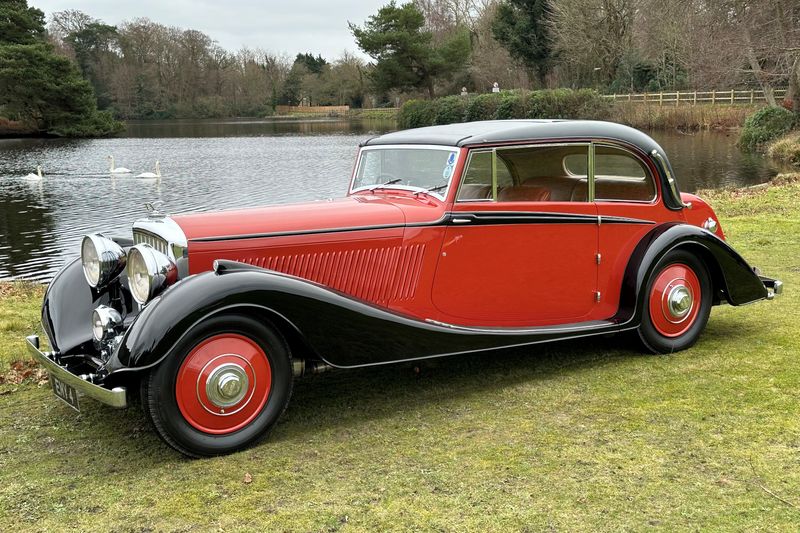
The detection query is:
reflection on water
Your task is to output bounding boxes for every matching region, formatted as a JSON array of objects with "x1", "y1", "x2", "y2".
[{"x1": 0, "y1": 119, "x2": 783, "y2": 281}]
